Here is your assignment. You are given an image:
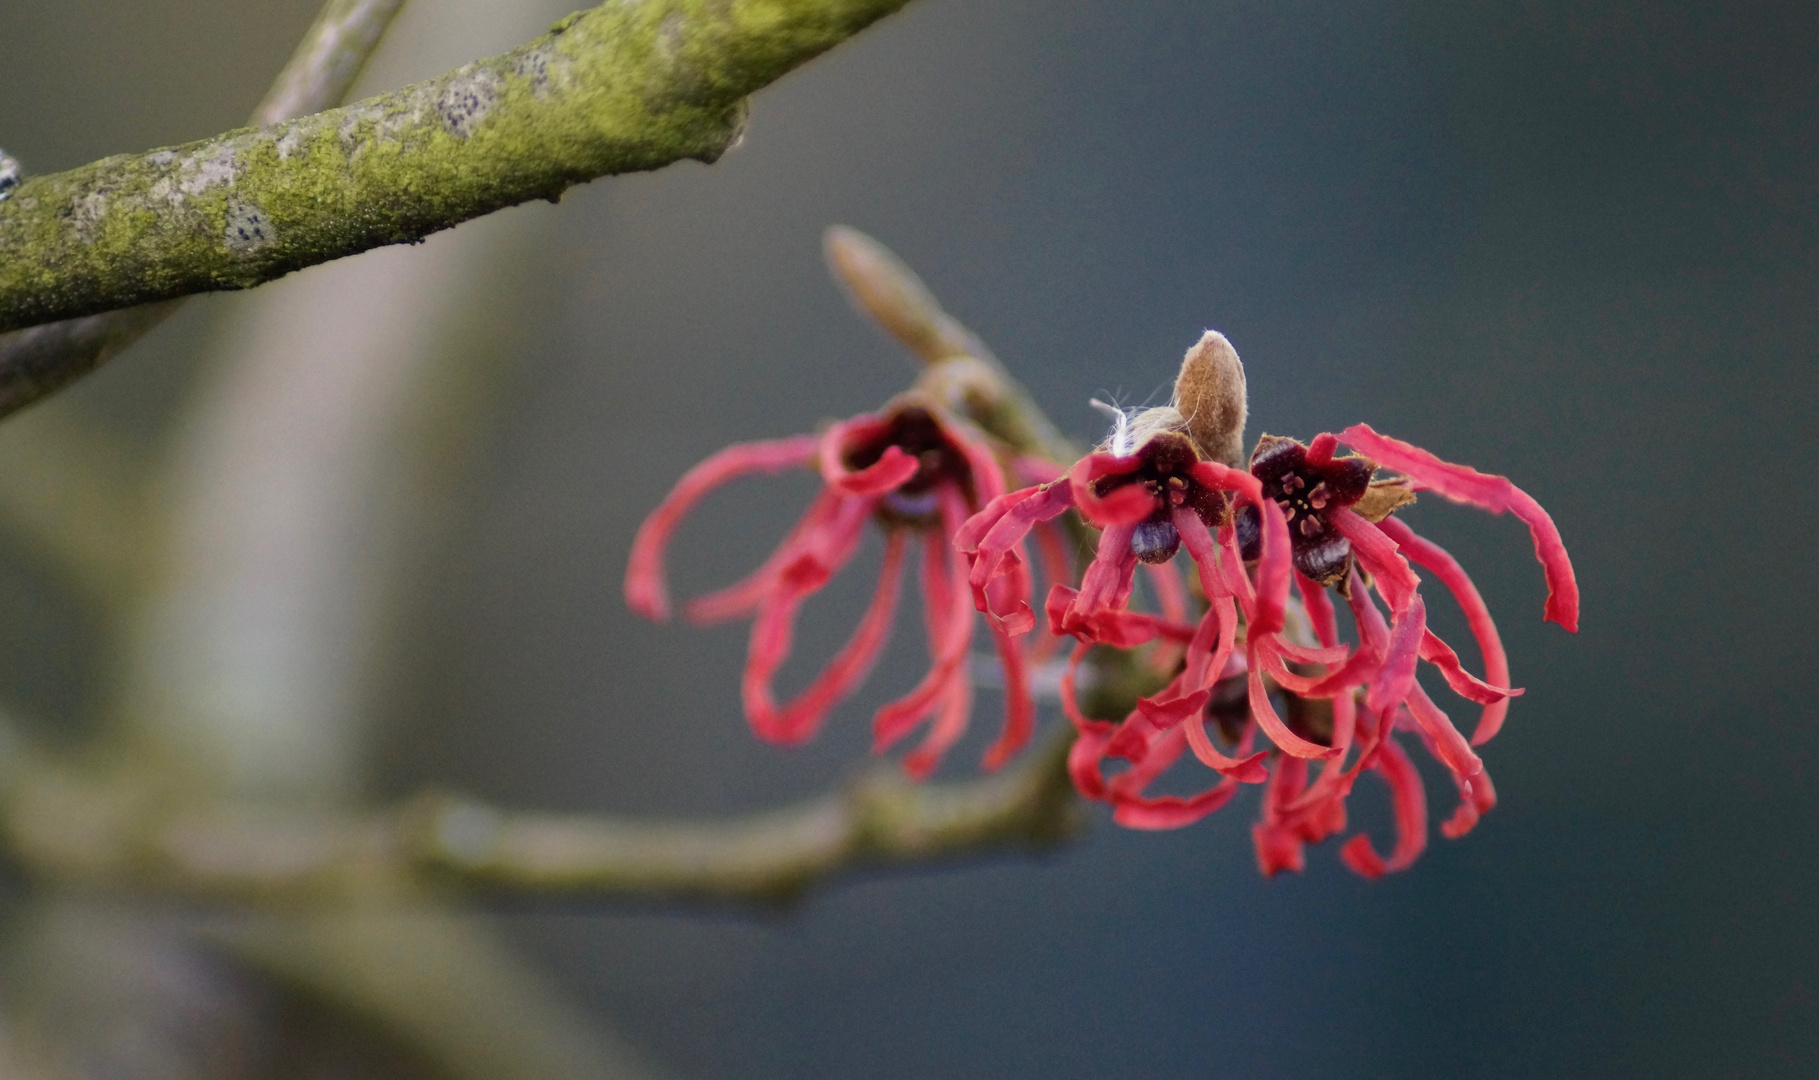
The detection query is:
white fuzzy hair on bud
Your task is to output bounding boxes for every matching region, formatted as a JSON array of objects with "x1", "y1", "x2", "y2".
[{"x1": 1089, "y1": 397, "x2": 1136, "y2": 455}]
